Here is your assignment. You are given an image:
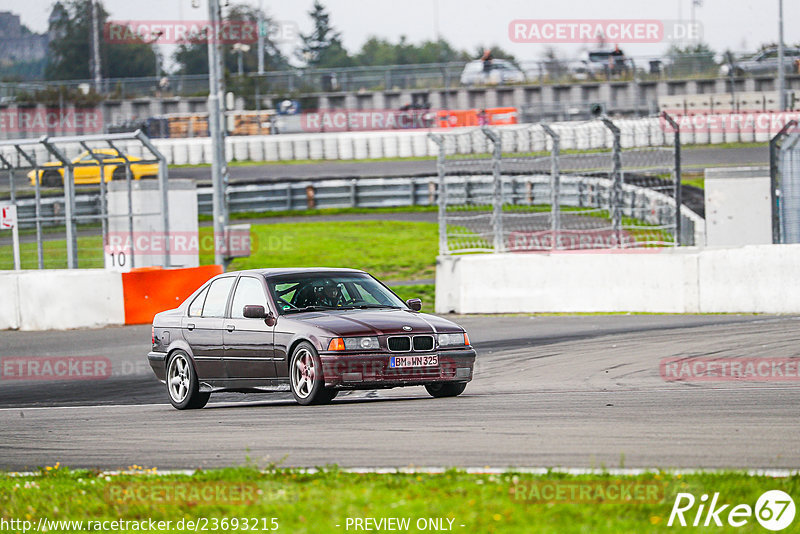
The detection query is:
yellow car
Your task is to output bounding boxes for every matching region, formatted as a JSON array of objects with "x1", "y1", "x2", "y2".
[{"x1": 28, "y1": 149, "x2": 159, "y2": 187}]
